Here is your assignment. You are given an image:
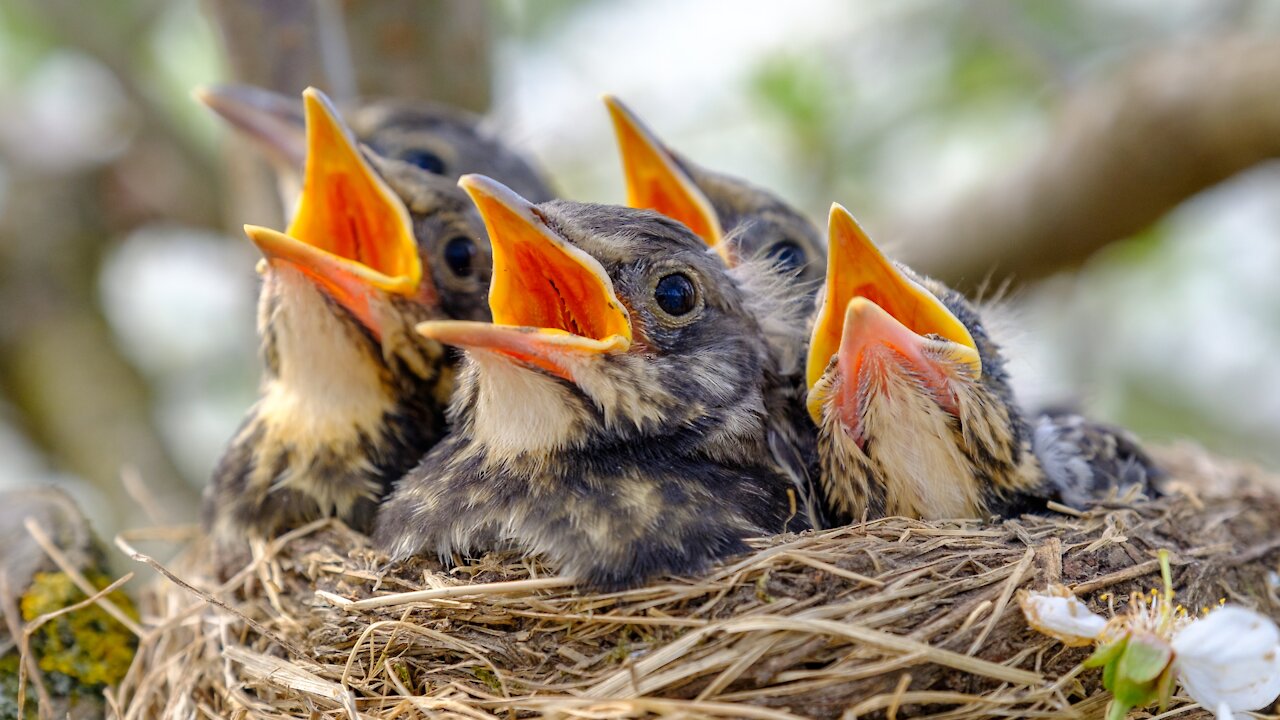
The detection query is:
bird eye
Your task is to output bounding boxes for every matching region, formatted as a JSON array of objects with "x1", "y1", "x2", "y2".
[
  {"x1": 443, "y1": 236, "x2": 476, "y2": 277},
  {"x1": 654, "y1": 273, "x2": 697, "y2": 316},
  {"x1": 399, "y1": 149, "x2": 446, "y2": 174},
  {"x1": 766, "y1": 241, "x2": 806, "y2": 274}
]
